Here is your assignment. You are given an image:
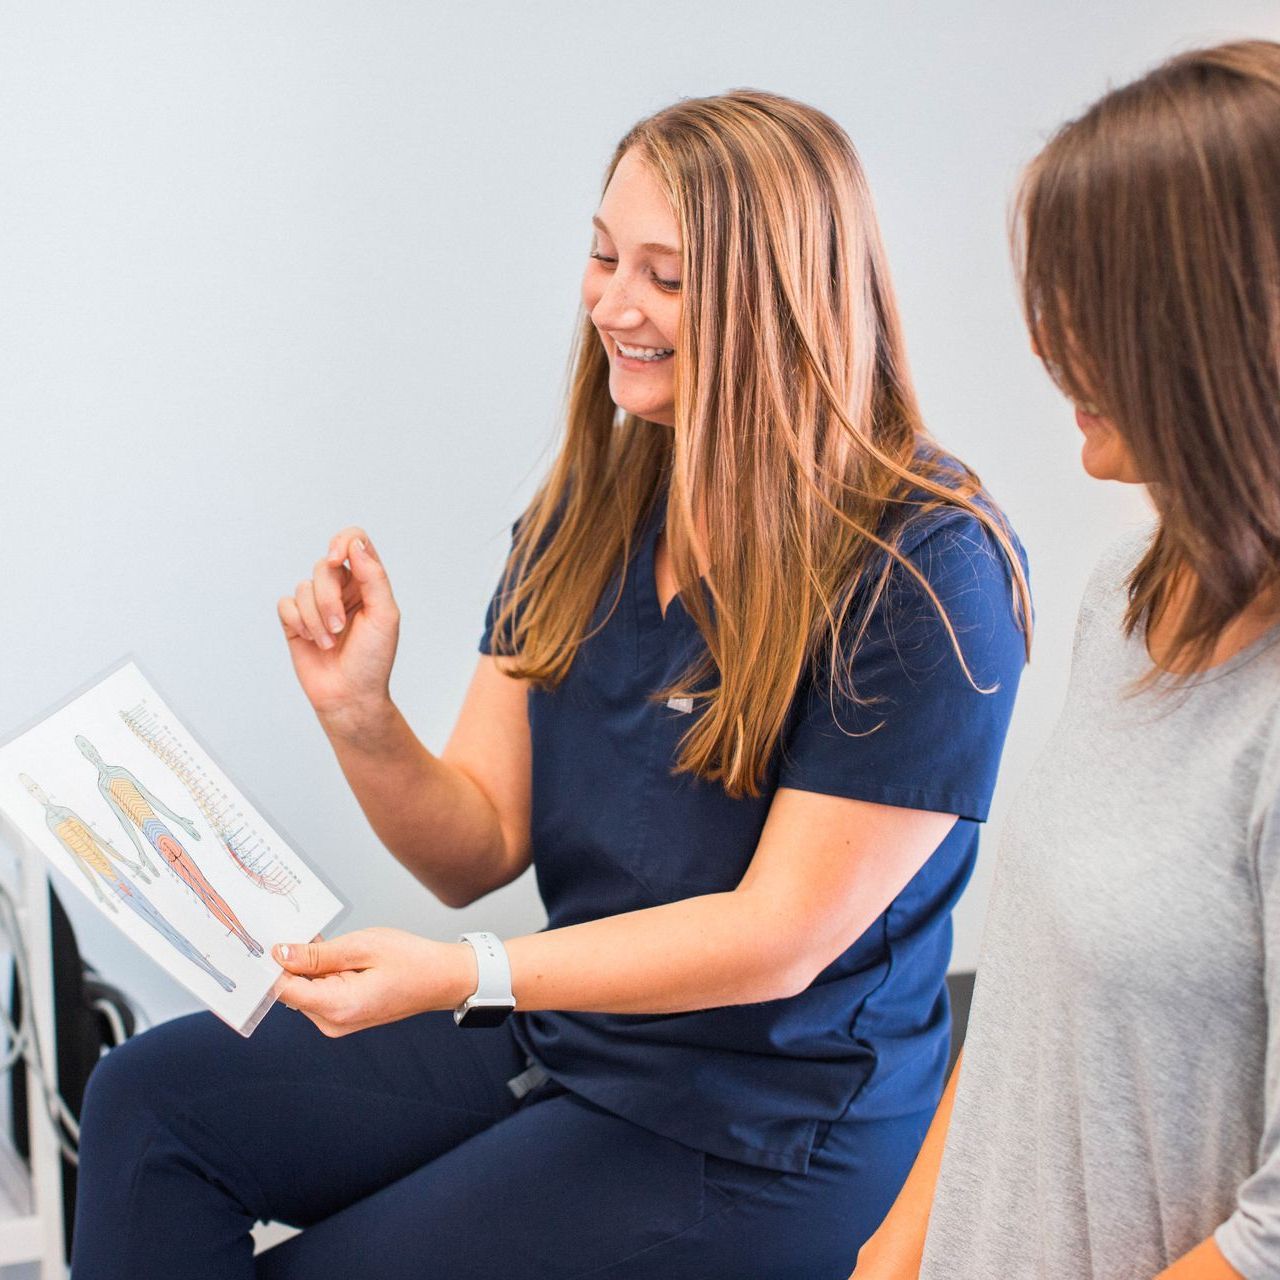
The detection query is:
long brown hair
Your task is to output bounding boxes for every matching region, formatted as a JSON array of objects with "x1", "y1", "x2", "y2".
[
  {"x1": 491, "y1": 90, "x2": 1031, "y2": 797},
  {"x1": 1016, "y1": 41, "x2": 1280, "y2": 680}
]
